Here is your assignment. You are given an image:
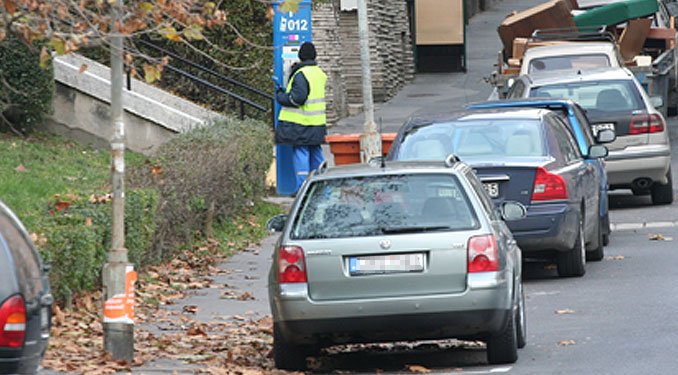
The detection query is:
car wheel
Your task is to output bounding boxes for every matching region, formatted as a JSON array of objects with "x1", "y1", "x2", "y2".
[
  {"x1": 651, "y1": 168, "x2": 674, "y2": 205},
  {"x1": 516, "y1": 281, "x2": 527, "y2": 349},
  {"x1": 587, "y1": 217, "x2": 605, "y2": 262},
  {"x1": 487, "y1": 305, "x2": 519, "y2": 364},
  {"x1": 557, "y1": 213, "x2": 586, "y2": 277},
  {"x1": 602, "y1": 213, "x2": 610, "y2": 247},
  {"x1": 273, "y1": 323, "x2": 308, "y2": 371}
]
